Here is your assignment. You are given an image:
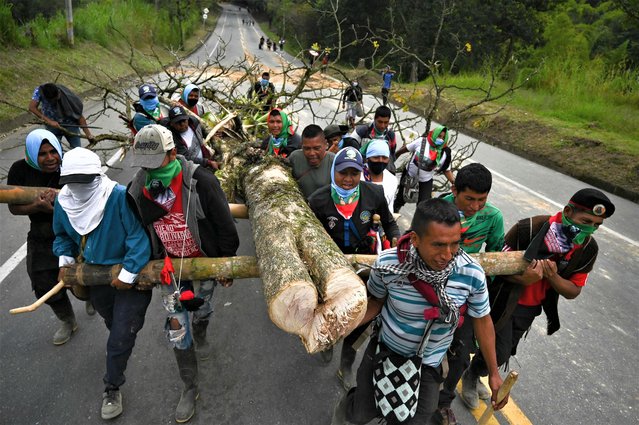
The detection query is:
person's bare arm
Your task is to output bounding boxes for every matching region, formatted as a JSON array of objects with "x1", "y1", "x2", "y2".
[
  {"x1": 473, "y1": 314, "x2": 508, "y2": 410},
  {"x1": 28, "y1": 99, "x2": 59, "y2": 128}
]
